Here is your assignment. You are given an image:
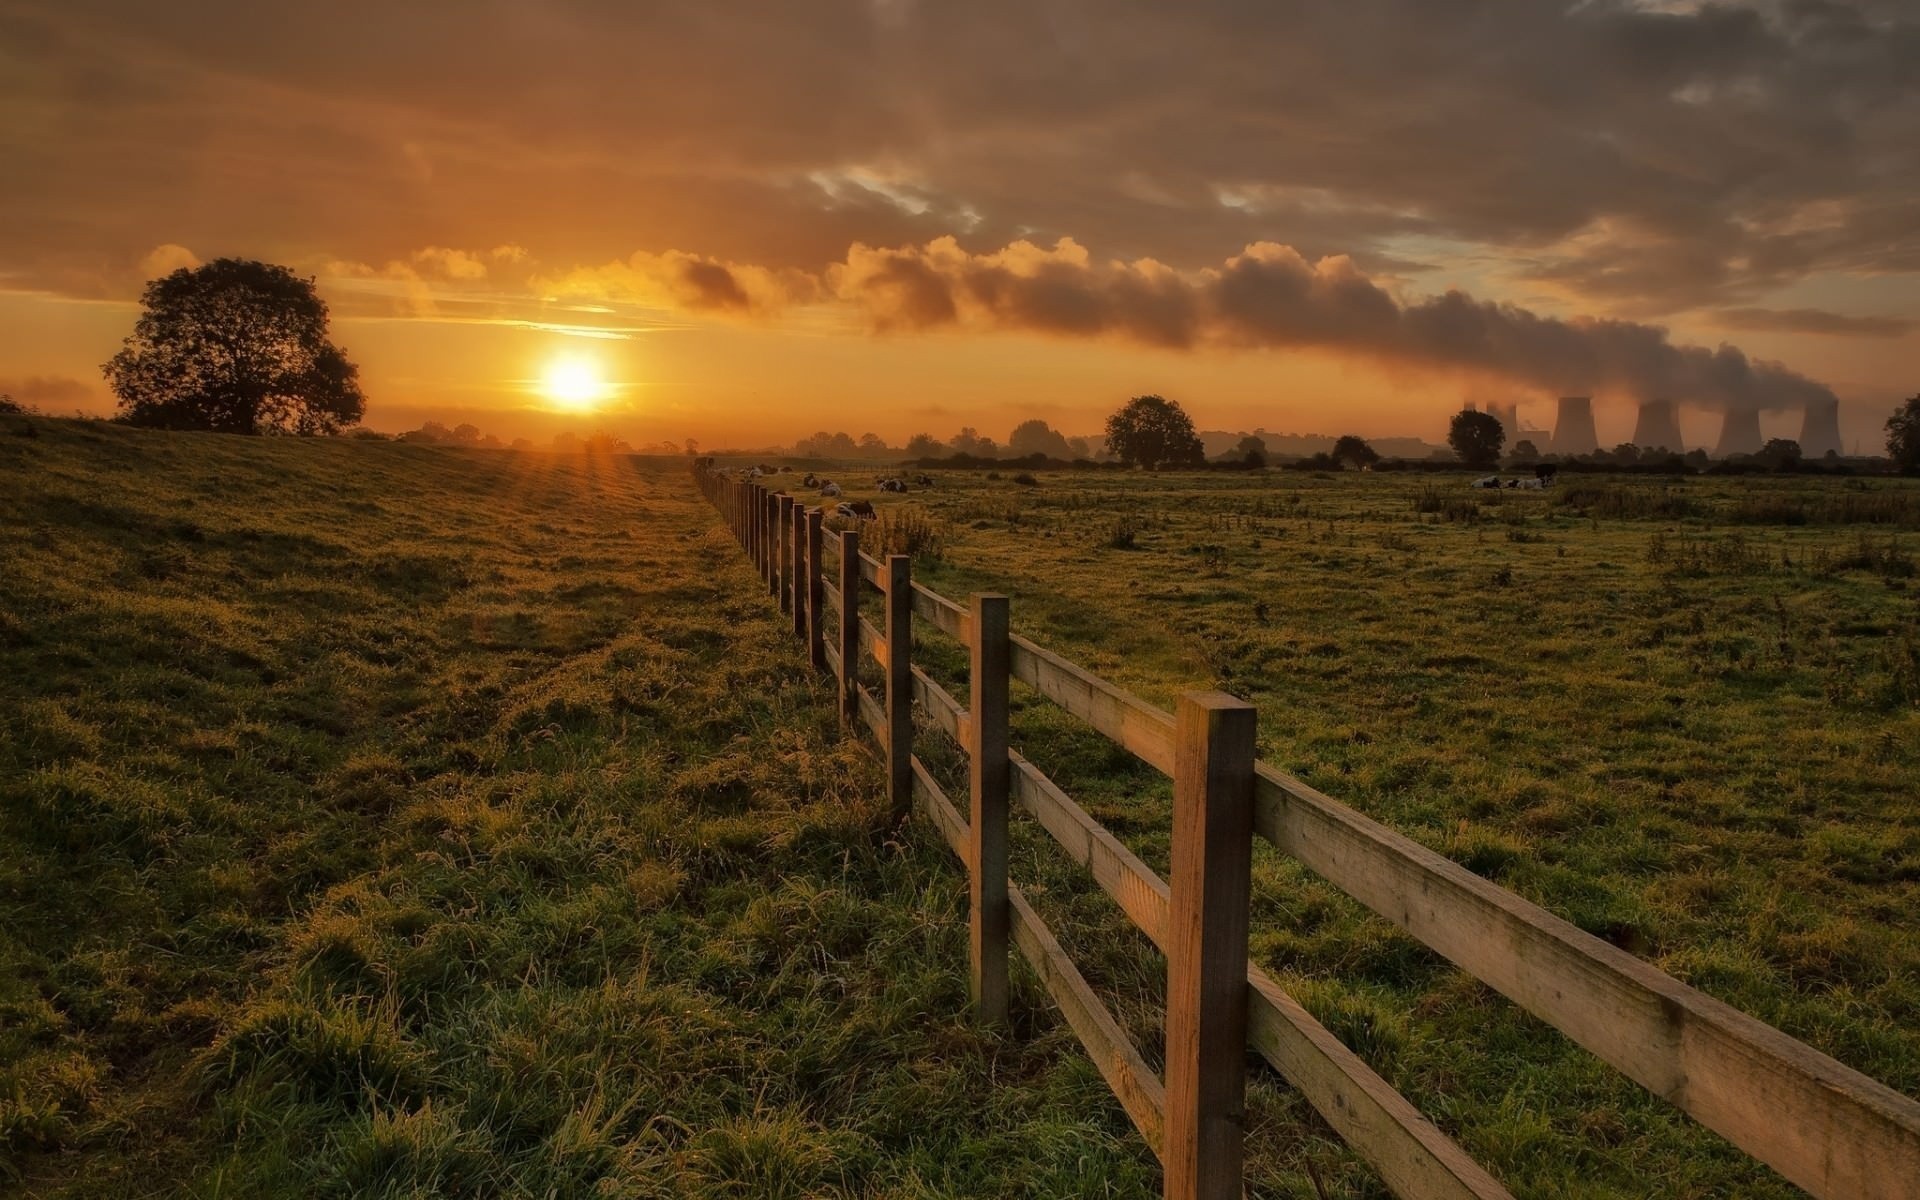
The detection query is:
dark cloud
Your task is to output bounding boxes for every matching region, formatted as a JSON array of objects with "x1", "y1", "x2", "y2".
[
  {"x1": 0, "y1": 0, "x2": 1915, "y2": 319},
  {"x1": 829, "y1": 238, "x2": 1835, "y2": 412},
  {"x1": 1710, "y1": 306, "x2": 1915, "y2": 338}
]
